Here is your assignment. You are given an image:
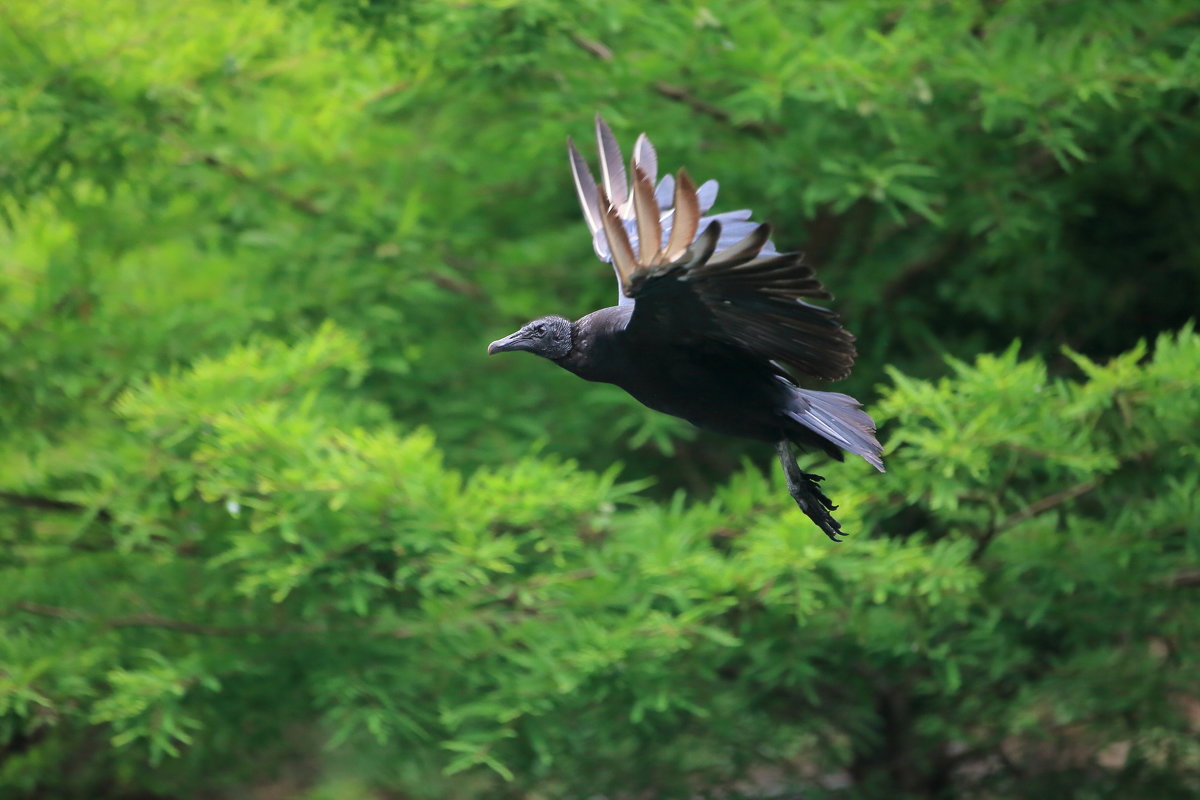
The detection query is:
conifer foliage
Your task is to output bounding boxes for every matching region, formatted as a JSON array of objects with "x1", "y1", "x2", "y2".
[{"x1": 2, "y1": 1, "x2": 1198, "y2": 797}]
